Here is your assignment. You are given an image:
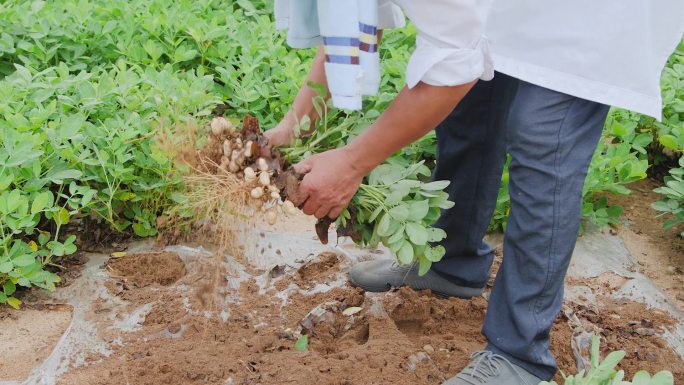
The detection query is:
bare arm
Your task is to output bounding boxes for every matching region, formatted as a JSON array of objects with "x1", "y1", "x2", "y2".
[
  {"x1": 265, "y1": 32, "x2": 384, "y2": 150},
  {"x1": 346, "y1": 81, "x2": 475, "y2": 175},
  {"x1": 295, "y1": 80, "x2": 476, "y2": 219},
  {"x1": 278, "y1": 46, "x2": 328, "y2": 135}
]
